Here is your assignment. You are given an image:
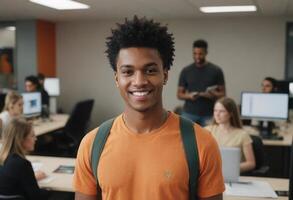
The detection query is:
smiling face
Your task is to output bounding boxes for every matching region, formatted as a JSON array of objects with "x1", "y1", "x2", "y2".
[
  {"x1": 213, "y1": 102, "x2": 231, "y2": 125},
  {"x1": 193, "y1": 47, "x2": 207, "y2": 66},
  {"x1": 115, "y1": 47, "x2": 168, "y2": 113}
]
